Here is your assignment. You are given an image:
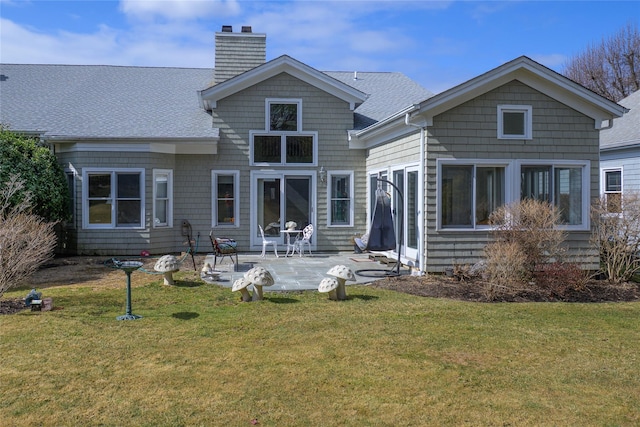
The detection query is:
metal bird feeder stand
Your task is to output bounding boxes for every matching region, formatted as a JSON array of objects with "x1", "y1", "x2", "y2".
[{"x1": 107, "y1": 259, "x2": 144, "y2": 320}]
